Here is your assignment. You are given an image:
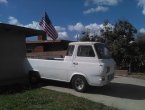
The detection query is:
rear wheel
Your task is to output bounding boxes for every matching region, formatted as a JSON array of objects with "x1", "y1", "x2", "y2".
[
  {"x1": 71, "y1": 75, "x2": 88, "y2": 92},
  {"x1": 29, "y1": 71, "x2": 40, "y2": 84}
]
